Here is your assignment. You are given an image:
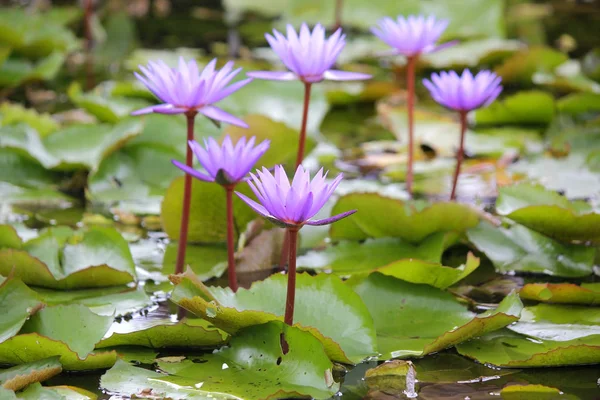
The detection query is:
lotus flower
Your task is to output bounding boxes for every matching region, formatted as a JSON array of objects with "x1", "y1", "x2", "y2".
[
  {"x1": 247, "y1": 23, "x2": 371, "y2": 83},
  {"x1": 371, "y1": 15, "x2": 452, "y2": 57},
  {"x1": 173, "y1": 136, "x2": 270, "y2": 186},
  {"x1": 236, "y1": 165, "x2": 355, "y2": 228},
  {"x1": 423, "y1": 69, "x2": 503, "y2": 112},
  {"x1": 133, "y1": 57, "x2": 252, "y2": 127}
]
